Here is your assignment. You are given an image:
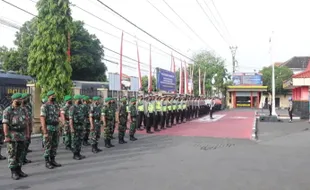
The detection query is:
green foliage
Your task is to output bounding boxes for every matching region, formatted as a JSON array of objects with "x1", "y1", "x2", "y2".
[
  {"x1": 260, "y1": 66, "x2": 293, "y2": 94},
  {"x1": 28, "y1": 0, "x2": 73, "y2": 99},
  {"x1": 2, "y1": 18, "x2": 107, "y2": 81},
  {"x1": 178, "y1": 50, "x2": 230, "y2": 96},
  {"x1": 141, "y1": 76, "x2": 156, "y2": 93},
  {"x1": 70, "y1": 21, "x2": 107, "y2": 81}
]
